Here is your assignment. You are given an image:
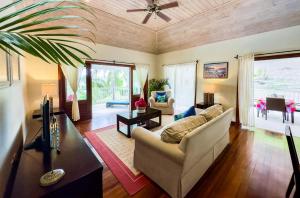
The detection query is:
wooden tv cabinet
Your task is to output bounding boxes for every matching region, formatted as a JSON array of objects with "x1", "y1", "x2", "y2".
[{"x1": 11, "y1": 114, "x2": 103, "y2": 198}]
